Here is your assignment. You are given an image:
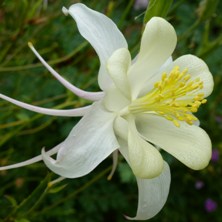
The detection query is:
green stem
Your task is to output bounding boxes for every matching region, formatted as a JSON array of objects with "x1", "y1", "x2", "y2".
[
  {"x1": 5, "y1": 174, "x2": 51, "y2": 219},
  {"x1": 178, "y1": 19, "x2": 200, "y2": 41},
  {"x1": 1, "y1": 25, "x2": 45, "y2": 66},
  {"x1": 34, "y1": 166, "x2": 112, "y2": 216},
  {"x1": 118, "y1": 0, "x2": 134, "y2": 28},
  {"x1": 197, "y1": 34, "x2": 222, "y2": 58},
  {"x1": 0, "y1": 41, "x2": 88, "y2": 72}
]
